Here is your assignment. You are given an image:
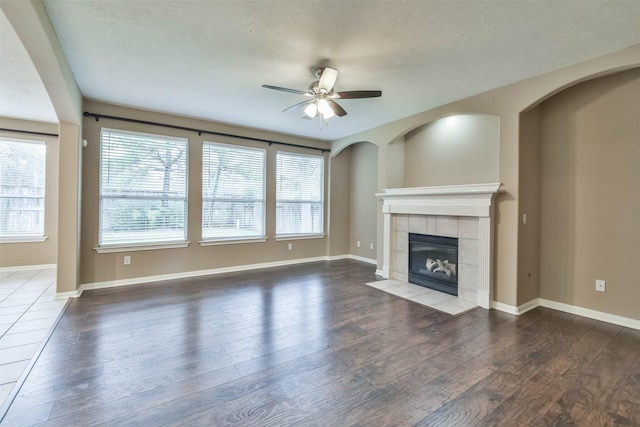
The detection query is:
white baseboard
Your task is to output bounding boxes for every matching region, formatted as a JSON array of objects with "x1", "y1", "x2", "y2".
[
  {"x1": 347, "y1": 254, "x2": 377, "y2": 265},
  {"x1": 326, "y1": 254, "x2": 350, "y2": 261},
  {"x1": 80, "y1": 256, "x2": 329, "y2": 293},
  {"x1": 375, "y1": 269, "x2": 384, "y2": 277},
  {"x1": 516, "y1": 298, "x2": 540, "y2": 315},
  {"x1": 538, "y1": 298, "x2": 640, "y2": 330},
  {"x1": 327, "y1": 254, "x2": 377, "y2": 265},
  {"x1": 492, "y1": 298, "x2": 541, "y2": 315},
  {"x1": 491, "y1": 298, "x2": 540, "y2": 316},
  {"x1": 0, "y1": 263, "x2": 56, "y2": 273},
  {"x1": 77, "y1": 254, "x2": 379, "y2": 295},
  {"x1": 55, "y1": 289, "x2": 82, "y2": 299},
  {"x1": 492, "y1": 297, "x2": 639, "y2": 330},
  {"x1": 491, "y1": 301, "x2": 519, "y2": 315}
]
